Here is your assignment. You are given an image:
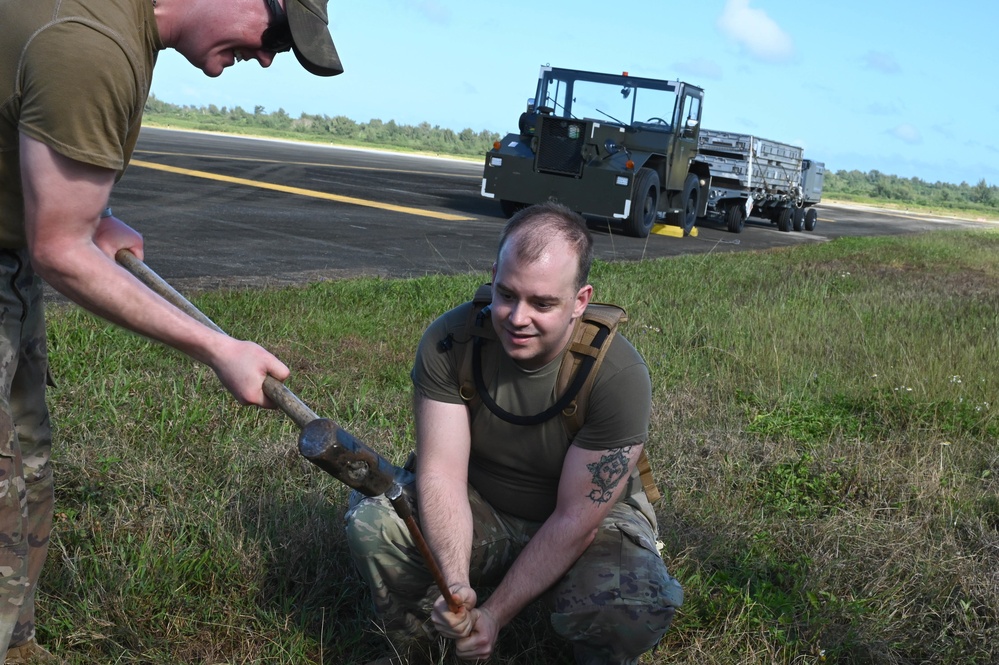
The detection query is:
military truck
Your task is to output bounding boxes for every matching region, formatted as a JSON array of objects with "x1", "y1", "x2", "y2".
[
  {"x1": 480, "y1": 66, "x2": 709, "y2": 237},
  {"x1": 693, "y1": 129, "x2": 825, "y2": 233}
]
